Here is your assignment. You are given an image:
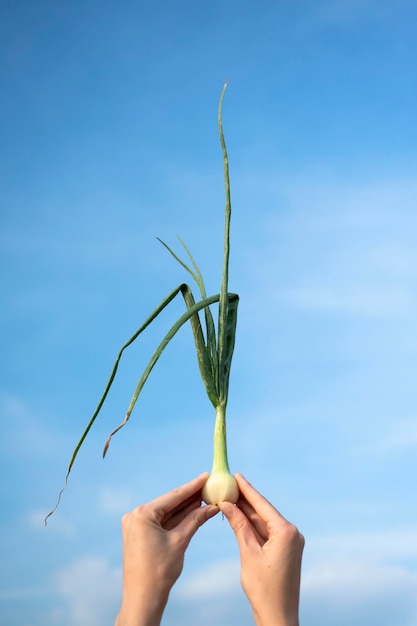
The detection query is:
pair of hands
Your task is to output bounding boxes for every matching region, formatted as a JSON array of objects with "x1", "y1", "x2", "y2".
[{"x1": 114, "y1": 473, "x2": 304, "y2": 626}]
